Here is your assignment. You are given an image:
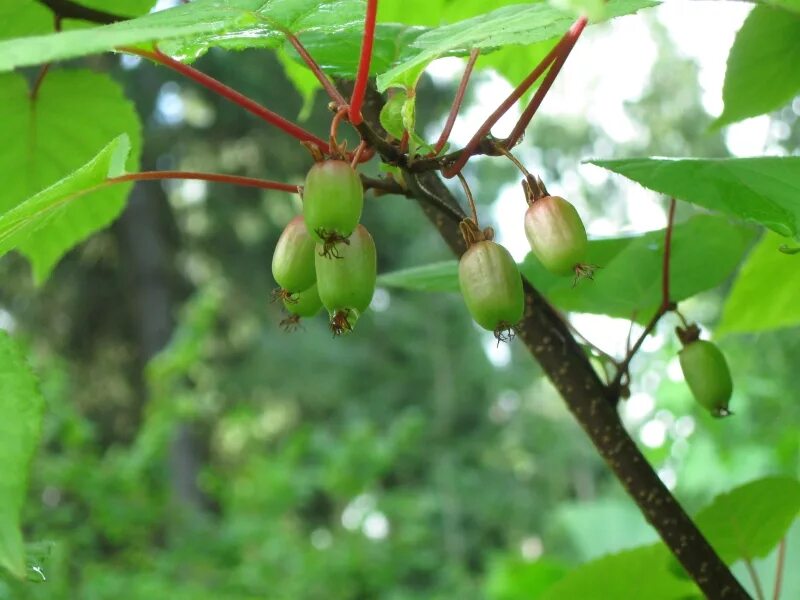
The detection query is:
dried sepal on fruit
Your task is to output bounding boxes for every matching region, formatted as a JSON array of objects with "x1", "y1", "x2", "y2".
[
  {"x1": 677, "y1": 325, "x2": 733, "y2": 418},
  {"x1": 271, "y1": 215, "x2": 317, "y2": 301},
  {"x1": 315, "y1": 224, "x2": 376, "y2": 336},
  {"x1": 458, "y1": 219, "x2": 524, "y2": 342},
  {"x1": 302, "y1": 159, "x2": 364, "y2": 257},
  {"x1": 524, "y1": 194, "x2": 591, "y2": 280}
]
